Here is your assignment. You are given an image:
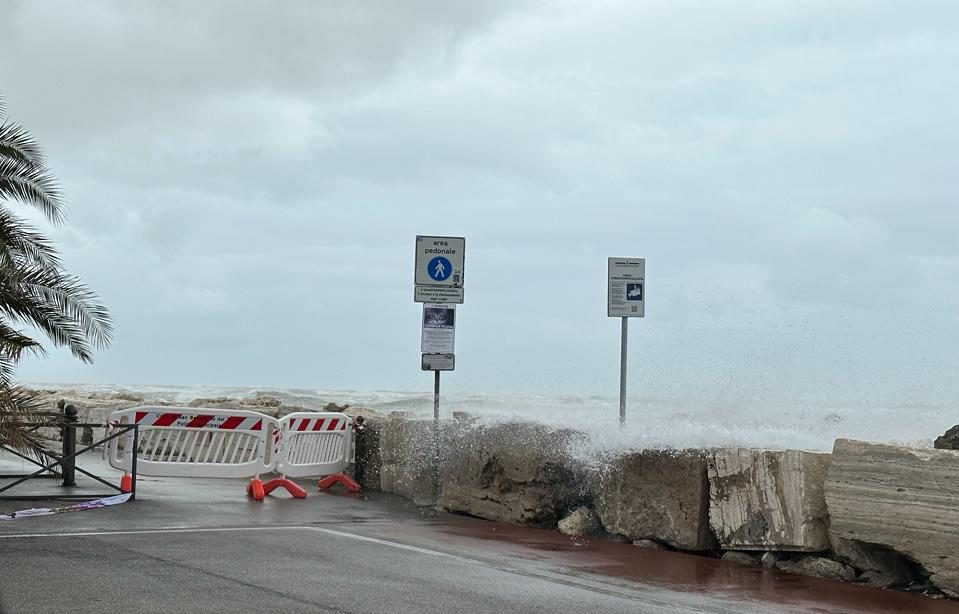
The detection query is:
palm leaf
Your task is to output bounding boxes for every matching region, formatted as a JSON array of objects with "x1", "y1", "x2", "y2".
[
  {"x1": 0, "y1": 122, "x2": 46, "y2": 168},
  {"x1": 0, "y1": 208, "x2": 62, "y2": 269},
  {"x1": 0, "y1": 265, "x2": 112, "y2": 363},
  {"x1": 0, "y1": 322, "x2": 44, "y2": 363},
  {"x1": 0, "y1": 381, "x2": 60, "y2": 455},
  {"x1": 0, "y1": 157, "x2": 65, "y2": 225}
]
